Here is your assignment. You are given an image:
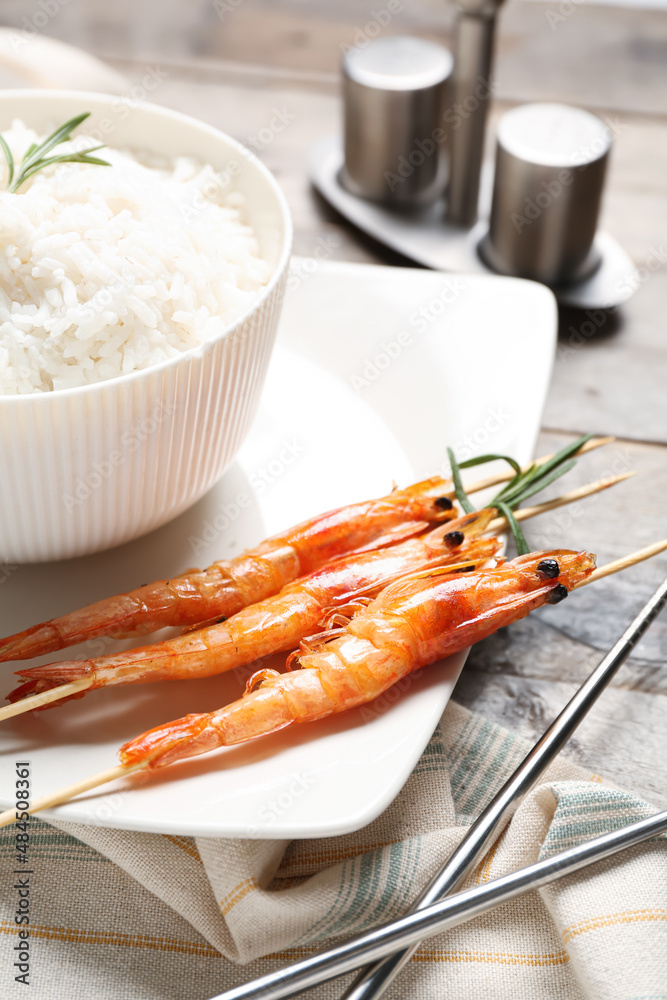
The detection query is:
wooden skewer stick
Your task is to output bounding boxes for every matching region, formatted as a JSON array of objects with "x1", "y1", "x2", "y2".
[
  {"x1": 0, "y1": 532, "x2": 665, "y2": 831},
  {"x1": 465, "y1": 435, "x2": 615, "y2": 496},
  {"x1": 487, "y1": 471, "x2": 635, "y2": 534},
  {"x1": 0, "y1": 760, "x2": 146, "y2": 828},
  {"x1": 0, "y1": 470, "x2": 634, "y2": 726},
  {"x1": 0, "y1": 677, "x2": 93, "y2": 722},
  {"x1": 577, "y1": 538, "x2": 667, "y2": 588}
]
